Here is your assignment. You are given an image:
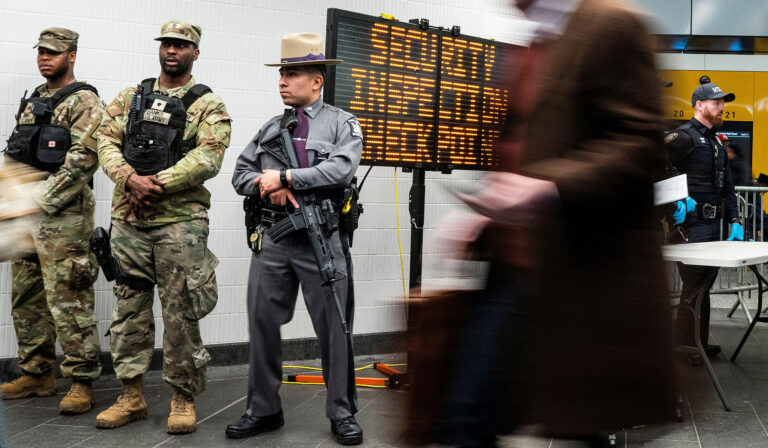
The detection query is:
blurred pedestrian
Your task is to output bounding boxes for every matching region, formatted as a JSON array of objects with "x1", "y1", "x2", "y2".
[{"x1": 432, "y1": 0, "x2": 679, "y2": 445}]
